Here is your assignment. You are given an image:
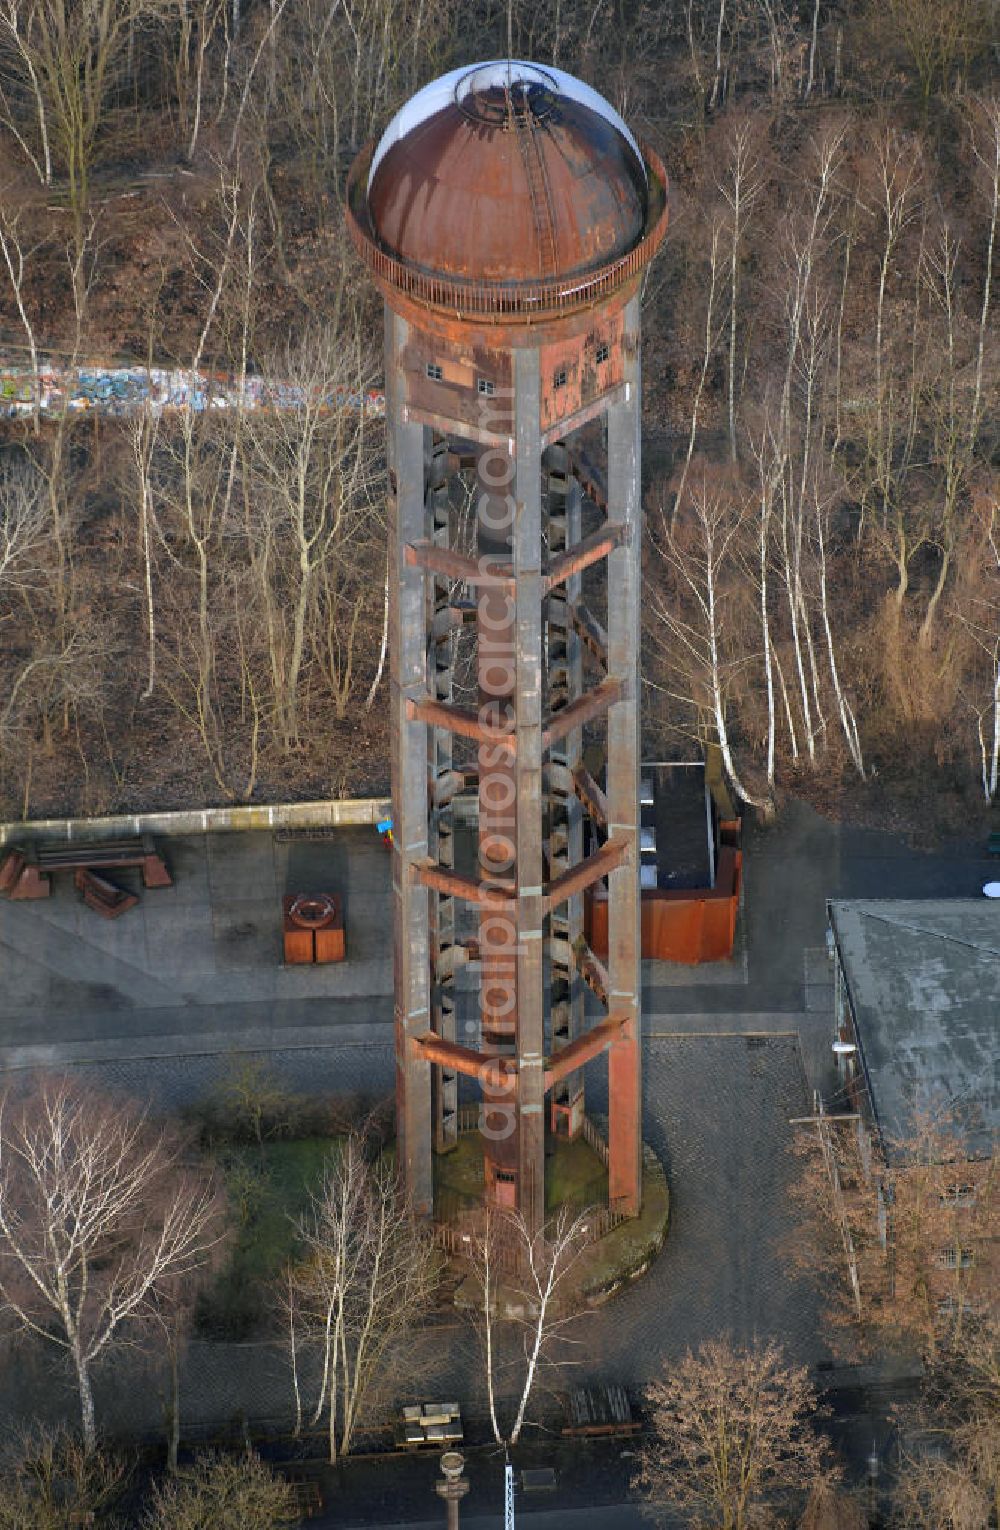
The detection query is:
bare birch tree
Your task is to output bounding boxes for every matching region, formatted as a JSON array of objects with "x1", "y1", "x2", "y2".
[
  {"x1": 671, "y1": 215, "x2": 726, "y2": 530},
  {"x1": 241, "y1": 317, "x2": 384, "y2": 752},
  {"x1": 173, "y1": 0, "x2": 226, "y2": 162},
  {"x1": 0, "y1": 0, "x2": 178, "y2": 227},
  {"x1": 650, "y1": 473, "x2": 771, "y2": 809},
  {"x1": 464, "y1": 1203, "x2": 593, "y2": 1448},
  {"x1": 768, "y1": 127, "x2": 844, "y2": 764},
  {"x1": 285, "y1": 1130, "x2": 437, "y2": 1464},
  {"x1": 0, "y1": 1077, "x2": 224, "y2": 1452},
  {"x1": 717, "y1": 115, "x2": 765, "y2": 463},
  {"x1": 855, "y1": 128, "x2": 925, "y2": 611},
  {"x1": 974, "y1": 498, "x2": 1000, "y2": 804},
  {"x1": 0, "y1": 3, "x2": 52, "y2": 184},
  {"x1": 0, "y1": 457, "x2": 49, "y2": 595},
  {"x1": 0, "y1": 193, "x2": 42, "y2": 429}
]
